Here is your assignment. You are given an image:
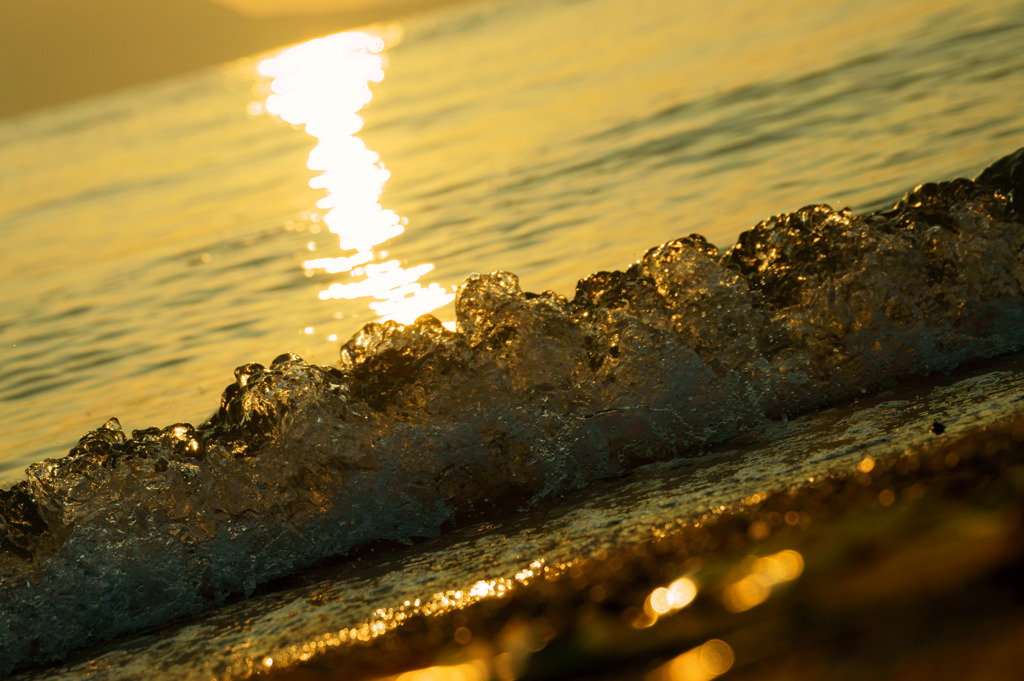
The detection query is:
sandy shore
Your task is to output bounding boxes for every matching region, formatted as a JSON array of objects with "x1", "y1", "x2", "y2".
[{"x1": 263, "y1": 368, "x2": 1024, "y2": 680}]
